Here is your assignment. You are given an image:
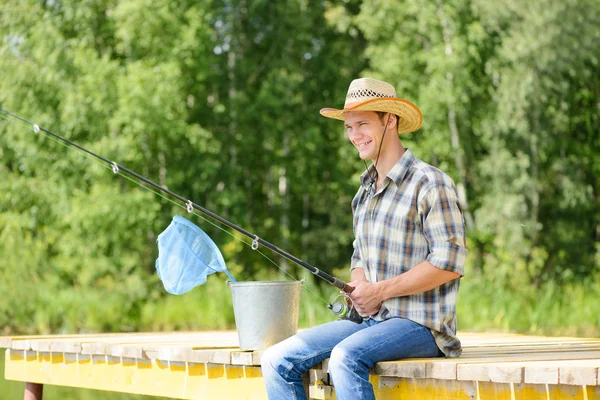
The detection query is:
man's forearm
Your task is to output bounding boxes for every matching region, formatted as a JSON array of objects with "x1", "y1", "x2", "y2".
[
  {"x1": 376, "y1": 261, "x2": 461, "y2": 301},
  {"x1": 351, "y1": 267, "x2": 368, "y2": 283}
]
